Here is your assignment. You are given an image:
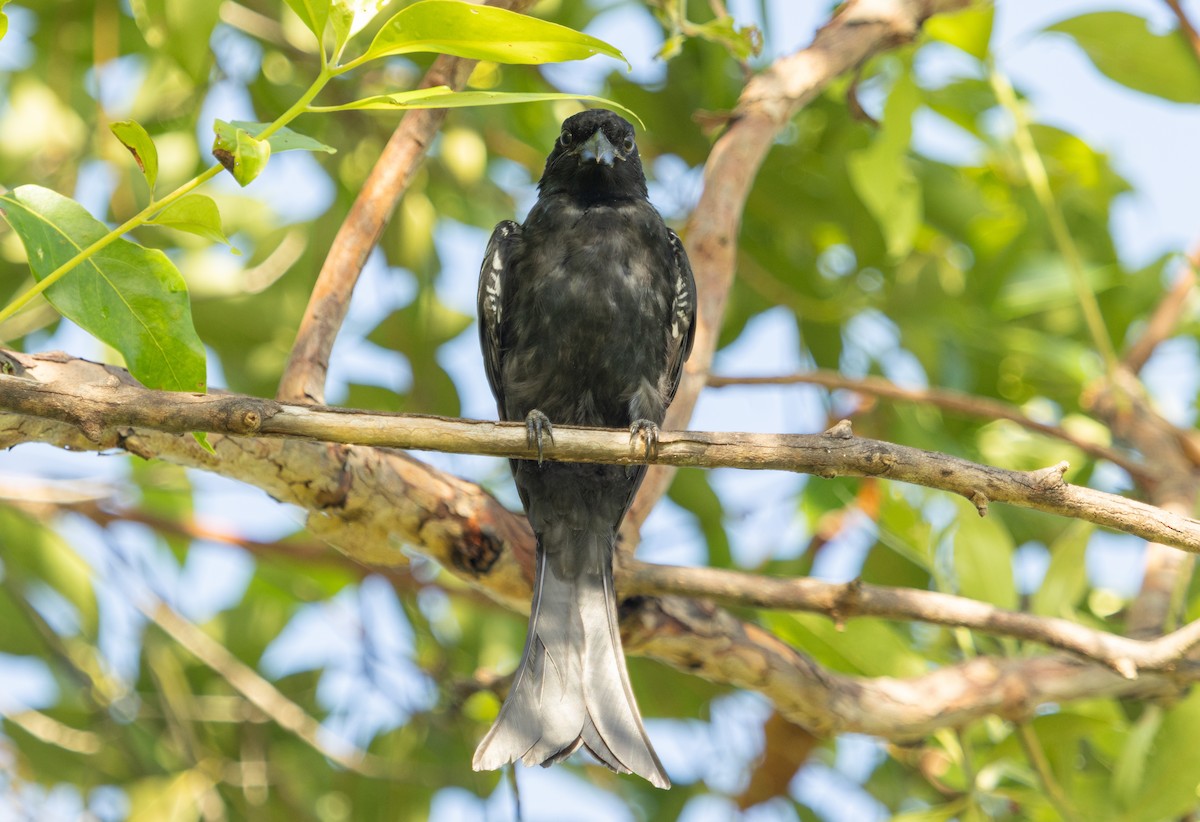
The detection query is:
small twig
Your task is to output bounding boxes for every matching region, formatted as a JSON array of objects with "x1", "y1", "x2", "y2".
[
  {"x1": 1122, "y1": 249, "x2": 1197, "y2": 373},
  {"x1": 1164, "y1": 0, "x2": 1200, "y2": 64},
  {"x1": 1016, "y1": 722, "x2": 1081, "y2": 822},
  {"x1": 990, "y1": 68, "x2": 1119, "y2": 370},
  {"x1": 709, "y1": 369, "x2": 1144, "y2": 479}
]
